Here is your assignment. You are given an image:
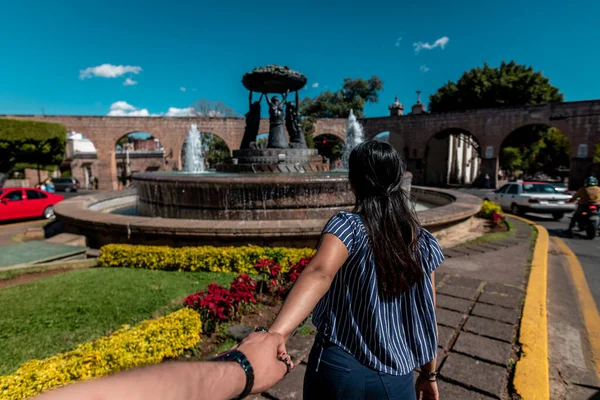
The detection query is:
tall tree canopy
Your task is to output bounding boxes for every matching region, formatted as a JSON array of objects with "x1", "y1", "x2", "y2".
[
  {"x1": 300, "y1": 76, "x2": 383, "y2": 118},
  {"x1": 299, "y1": 76, "x2": 383, "y2": 152},
  {"x1": 429, "y1": 61, "x2": 563, "y2": 113},
  {"x1": 0, "y1": 119, "x2": 66, "y2": 173}
]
